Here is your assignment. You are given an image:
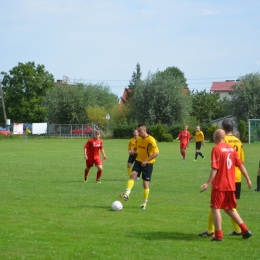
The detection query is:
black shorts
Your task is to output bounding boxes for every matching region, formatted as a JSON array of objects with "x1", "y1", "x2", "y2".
[
  {"x1": 132, "y1": 161, "x2": 154, "y2": 182},
  {"x1": 127, "y1": 154, "x2": 137, "y2": 164},
  {"x1": 196, "y1": 142, "x2": 202, "y2": 150},
  {"x1": 235, "y1": 182, "x2": 241, "y2": 199}
]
